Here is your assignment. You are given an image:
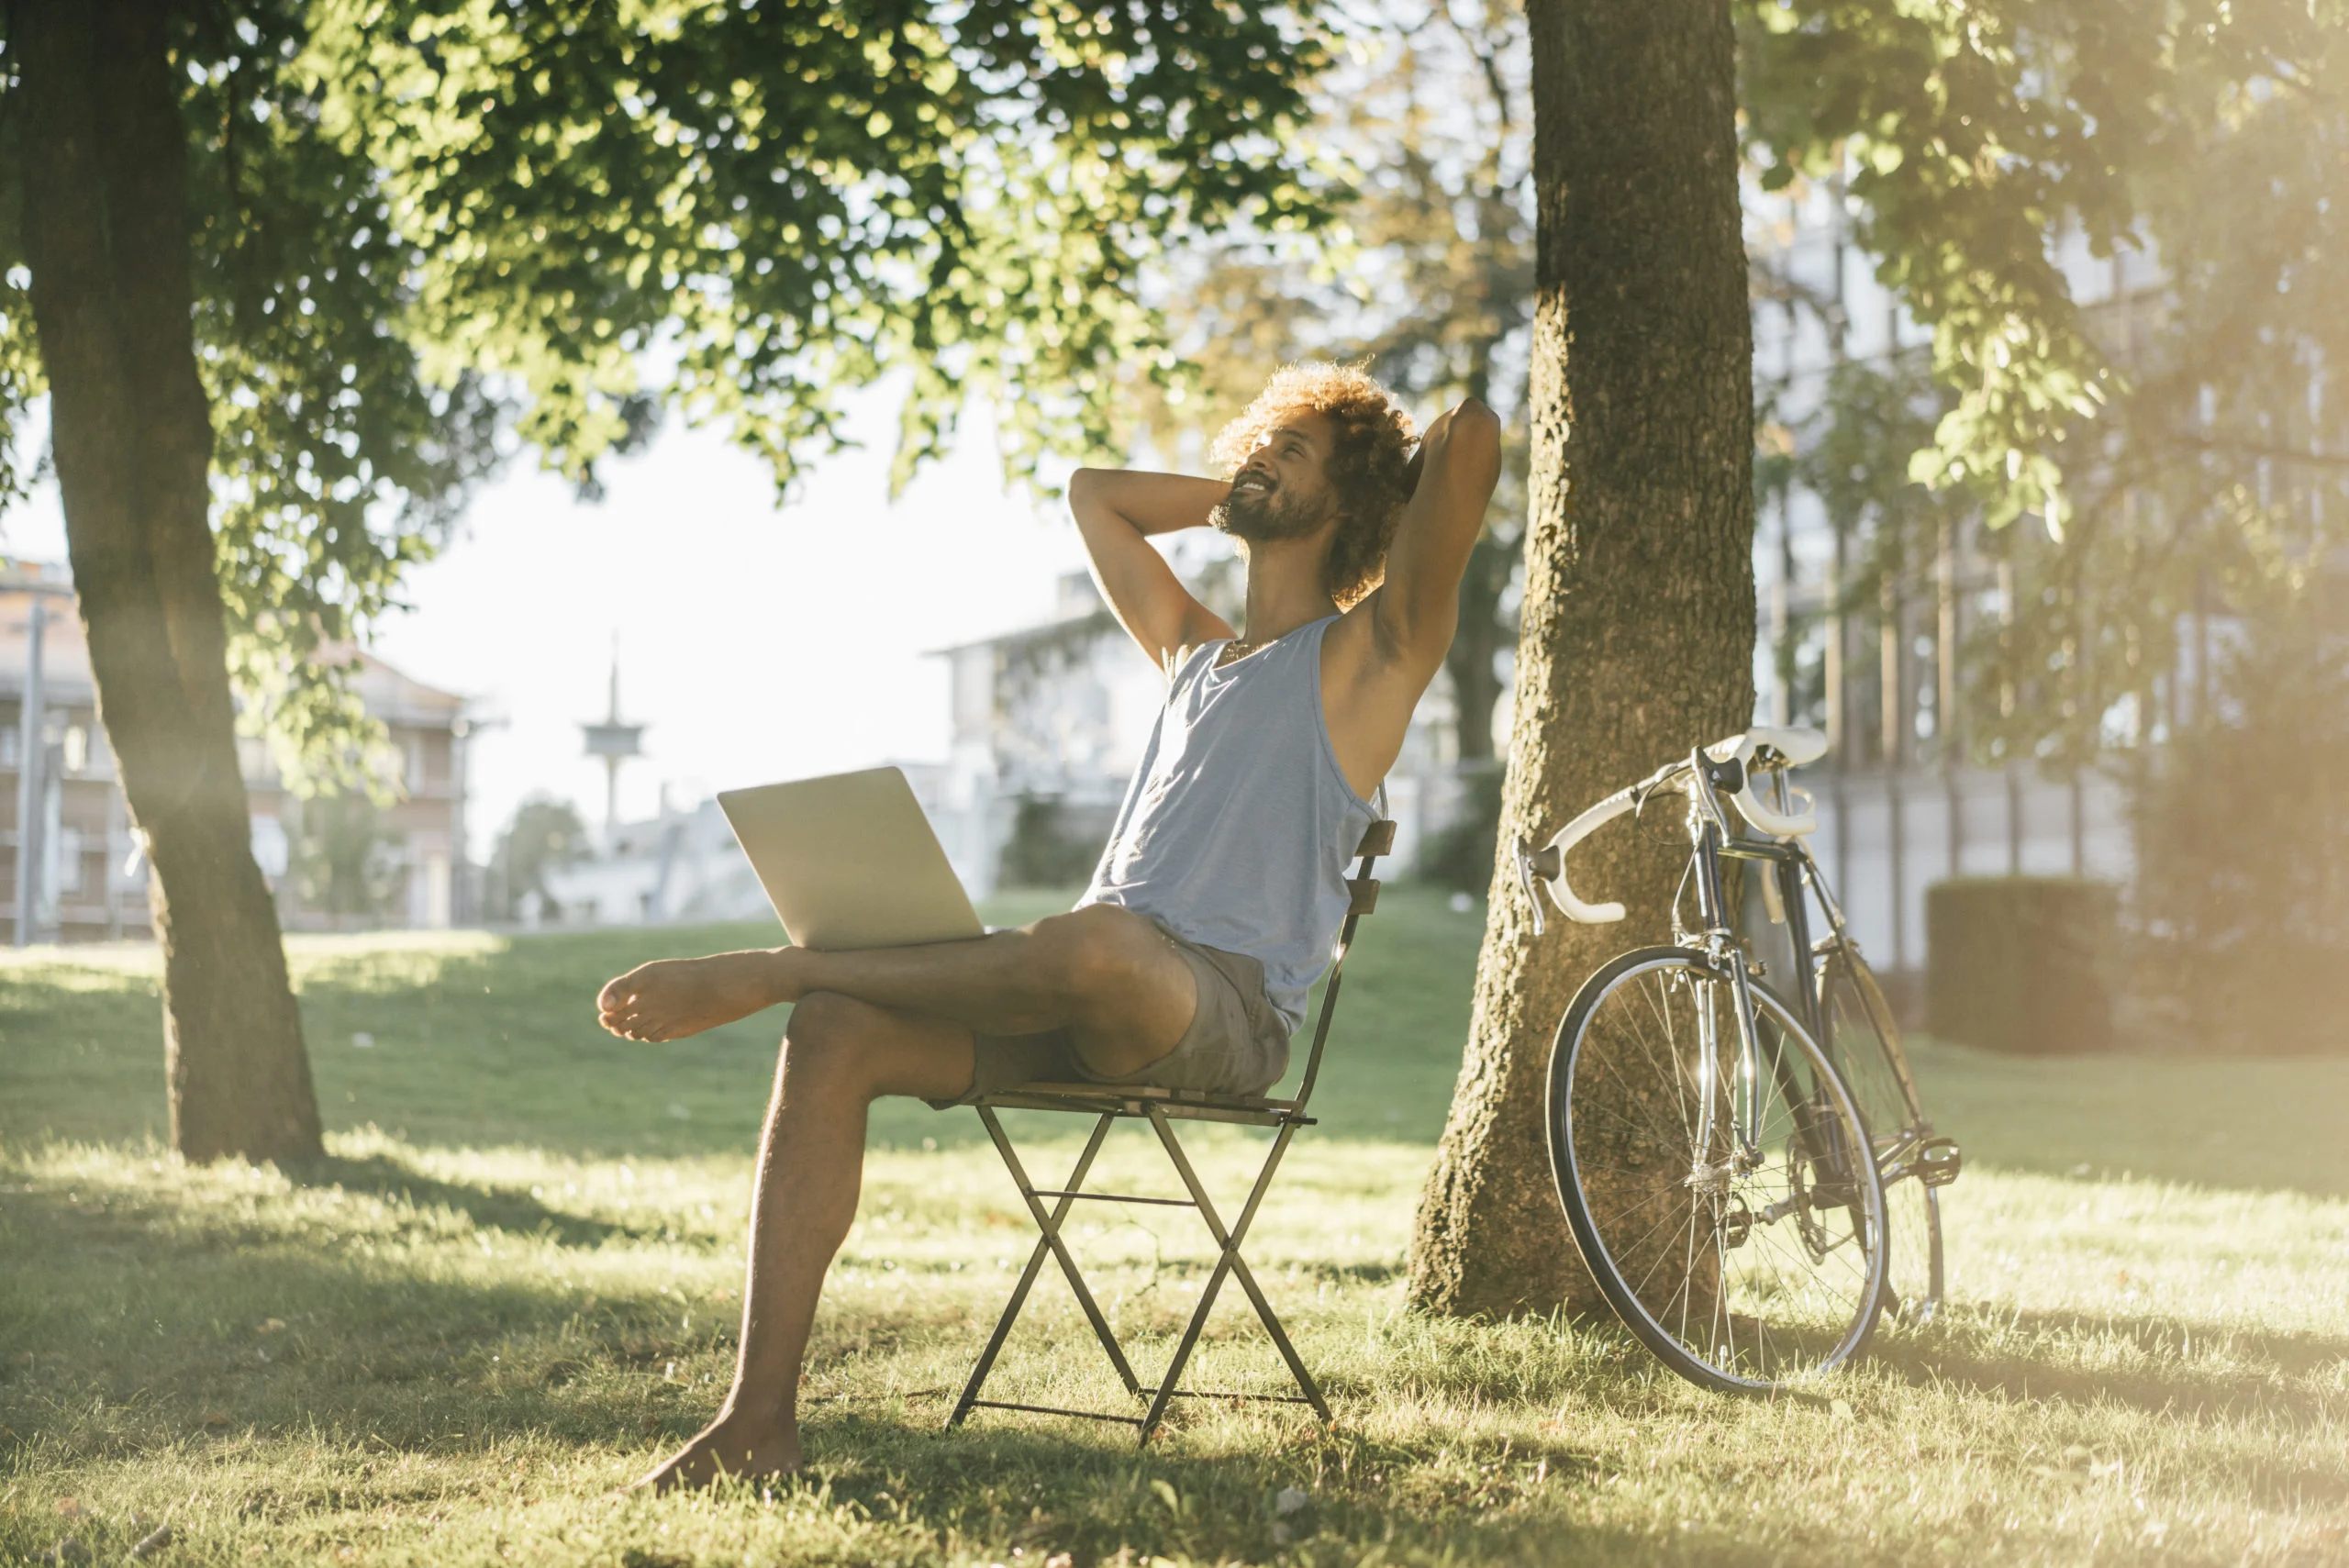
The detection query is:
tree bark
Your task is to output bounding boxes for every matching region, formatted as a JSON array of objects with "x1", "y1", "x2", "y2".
[
  {"x1": 16, "y1": 0, "x2": 322, "y2": 1164},
  {"x1": 1408, "y1": 0, "x2": 1755, "y2": 1317}
]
